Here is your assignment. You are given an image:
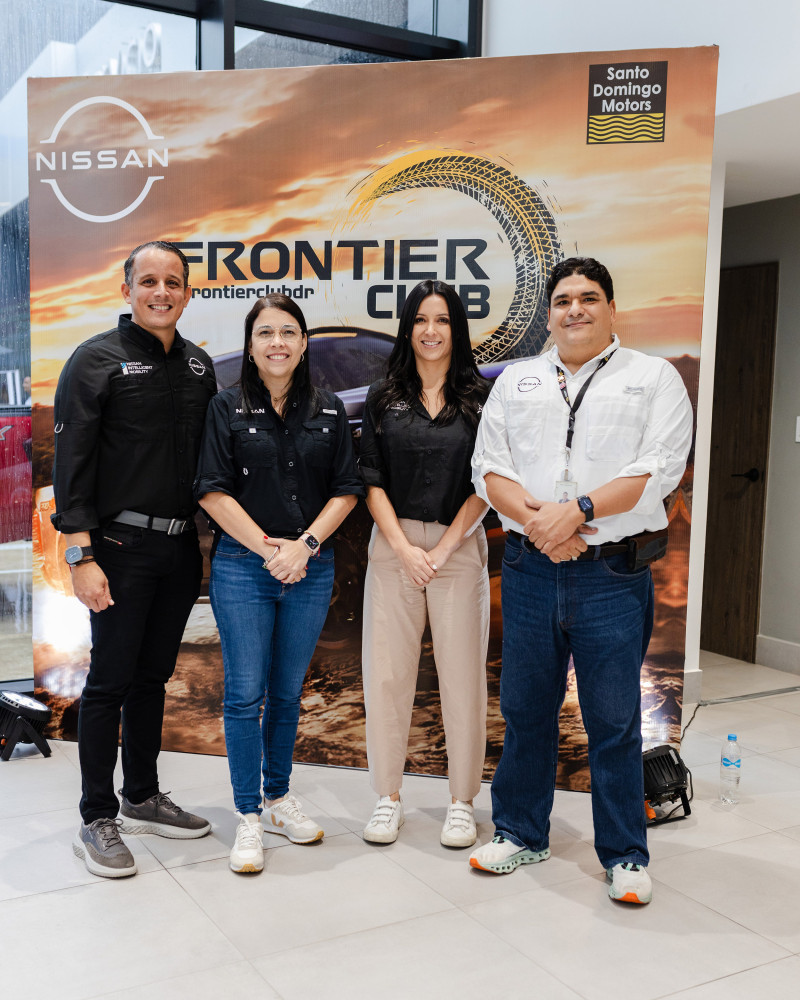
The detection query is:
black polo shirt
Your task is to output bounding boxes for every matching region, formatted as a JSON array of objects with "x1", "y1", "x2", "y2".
[
  {"x1": 358, "y1": 380, "x2": 487, "y2": 525},
  {"x1": 51, "y1": 314, "x2": 217, "y2": 534},
  {"x1": 193, "y1": 384, "x2": 364, "y2": 541}
]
